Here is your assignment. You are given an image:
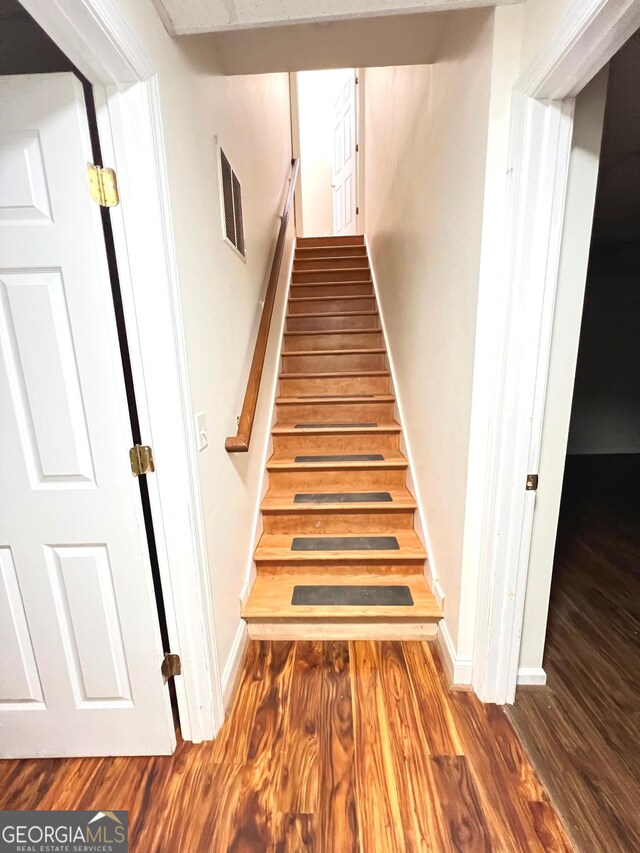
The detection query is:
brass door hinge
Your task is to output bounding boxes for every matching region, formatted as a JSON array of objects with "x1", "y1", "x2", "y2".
[
  {"x1": 355, "y1": 143, "x2": 359, "y2": 153},
  {"x1": 129, "y1": 444, "x2": 155, "y2": 476},
  {"x1": 161, "y1": 653, "x2": 181, "y2": 684},
  {"x1": 87, "y1": 163, "x2": 120, "y2": 207},
  {"x1": 356, "y1": 206, "x2": 359, "y2": 215},
  {"x1": 526, "y1": 474, "x2": 539, "y2": 491}
]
